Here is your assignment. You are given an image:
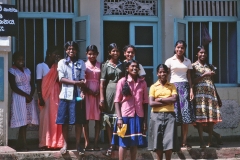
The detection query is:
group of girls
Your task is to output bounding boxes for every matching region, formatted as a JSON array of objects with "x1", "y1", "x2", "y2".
[
  {"x1": 8, "y1": 39, "x2": 222, "y2": 160},
  {"x1": 150, "y1": 40, "x2": 222, "y2": 160}
]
